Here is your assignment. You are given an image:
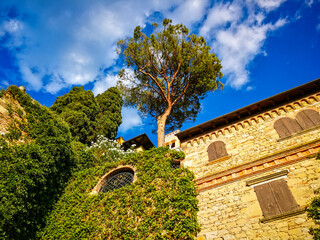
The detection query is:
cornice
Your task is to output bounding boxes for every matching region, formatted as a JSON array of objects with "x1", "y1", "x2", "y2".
[
  {"x1": 196, "y1": 140, "x2": 320, "y2": 192},
  {"x1": 183, "y1": 92, "x2": 320, "y2": 148}
]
